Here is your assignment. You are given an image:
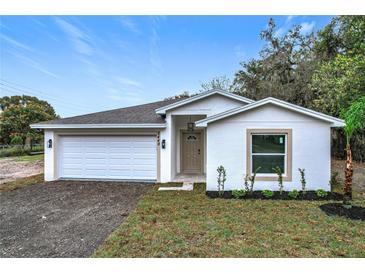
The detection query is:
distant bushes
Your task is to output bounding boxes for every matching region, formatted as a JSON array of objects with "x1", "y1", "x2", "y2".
[{"x1": 0, "y1": 145, "x2": 43, "y2": 158}]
